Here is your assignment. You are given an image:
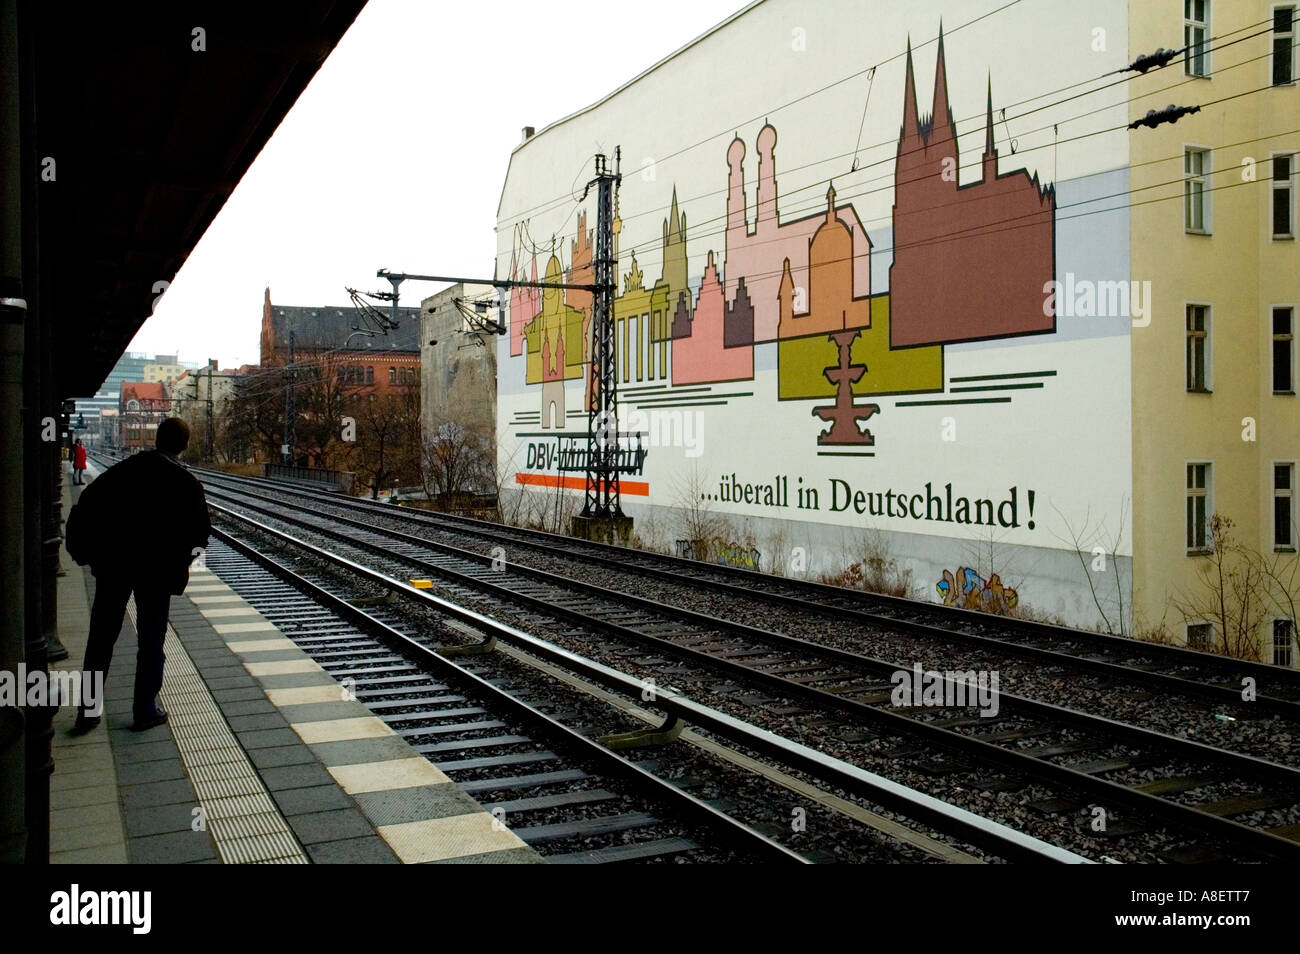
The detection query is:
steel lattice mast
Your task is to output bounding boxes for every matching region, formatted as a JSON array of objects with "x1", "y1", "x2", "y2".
[{"x1": 583, "y1": 150, "x2": 621, "y2": 521}]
